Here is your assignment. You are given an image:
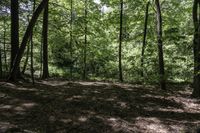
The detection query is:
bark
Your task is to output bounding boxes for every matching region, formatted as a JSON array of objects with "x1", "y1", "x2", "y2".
[
  {"x1": 155, "y1": 0, "x2": 166, "y2": 90},
  {"x1": 83, "y1": 0, "x2": 87, "y2": 80},
  {"x1": 42, "y1": 0, "x2": 49, "y2": 79},
  {"x1": 192, "y1": 0, "x2": 200, "y2": 98},
  {"x1": 3, "y1": 19, "x2": 8, "y2": 71},
  {"x1": 30, "y1": 0, "x2": 36, "y2": 84},
  {"x1": 40, "y1": 35, "x2": 43, "y2": 78},
  {"x1": 70, "y1": 0, "x2": 73, "y2": 79},
  {"x1": 22, "y1": 15, "x2": 31, "y2": 74},
  {"x1": 22, "y1": 40, "x2": 30, "y2": 74},
  {"x1": 0, "y1": 49, "x2": 2, "y2": 78},
  {"x1": 141, "y1": 1, "x2": 150, "y2": 77},
  {"x1": 119, "y1": 0, "x2": 124, "y2": 82},
  {"x1": 8, "y1": 0, "x2": 48, "y2": 81},
  {"x1": 30, "y1": 34, "x2": 35, "y2": 84},
  {"x1": 10, "y1": 0, "x2": 20, "y2": 75}
]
